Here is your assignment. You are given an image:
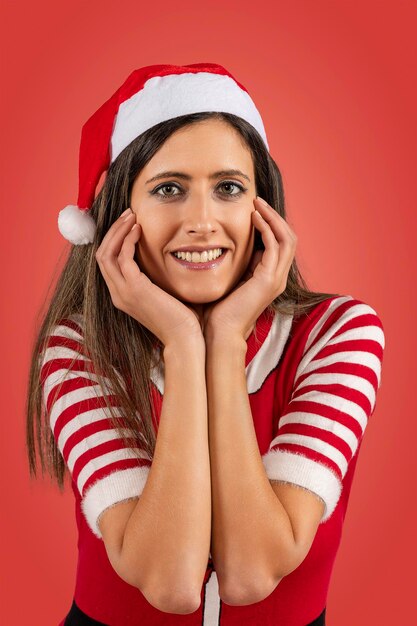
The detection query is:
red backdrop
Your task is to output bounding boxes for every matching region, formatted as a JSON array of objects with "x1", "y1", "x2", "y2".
[{"x1": 1, "y1": 0, "x2": 415, "y2": 624}]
